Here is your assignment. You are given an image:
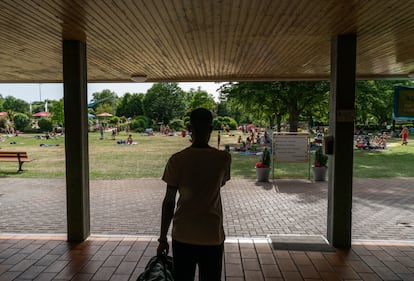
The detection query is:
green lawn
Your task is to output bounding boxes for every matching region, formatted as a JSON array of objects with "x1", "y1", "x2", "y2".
[{"x1": 0, "y1": 131, "x2": 413, "y2": 179}]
